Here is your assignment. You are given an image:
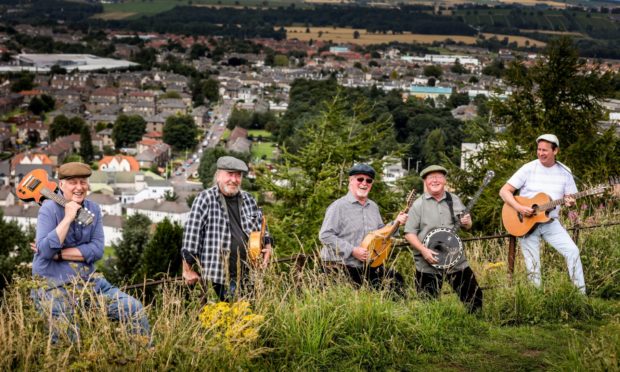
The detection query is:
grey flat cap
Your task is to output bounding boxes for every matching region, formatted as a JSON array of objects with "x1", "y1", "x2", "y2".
[
  {"x1": 348, "y1": 164, "x2": 376, "y2": 178},
  {"x1": 420, "y1": 164, "x2": 448, "y2": 179},
  {"x1": 216, "y1": 156, "x2": 248, "y2": 173},
  {"x1": 536, "y1": 134, "x2": 559, "y2": 147}
]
